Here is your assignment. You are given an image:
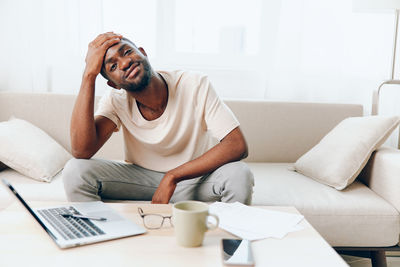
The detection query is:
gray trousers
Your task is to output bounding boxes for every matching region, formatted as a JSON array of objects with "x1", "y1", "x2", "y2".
[{"x1": 62, "y1": 158, "x2": 254, "y2": 205}]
